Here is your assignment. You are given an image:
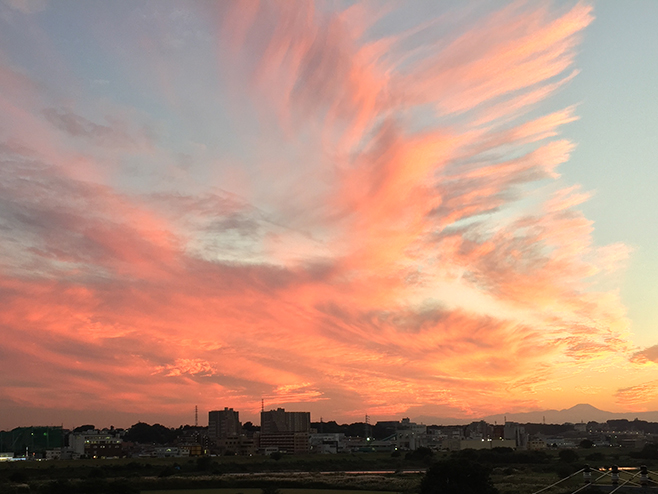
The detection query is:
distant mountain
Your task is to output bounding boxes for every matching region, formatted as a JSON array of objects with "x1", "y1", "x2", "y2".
[
  {"x1": 483, "y1": 404, "x2": 658, "y2": 424},
  {"x1": 412, "y1": 404, "x2": 658, "y2": 426}
]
